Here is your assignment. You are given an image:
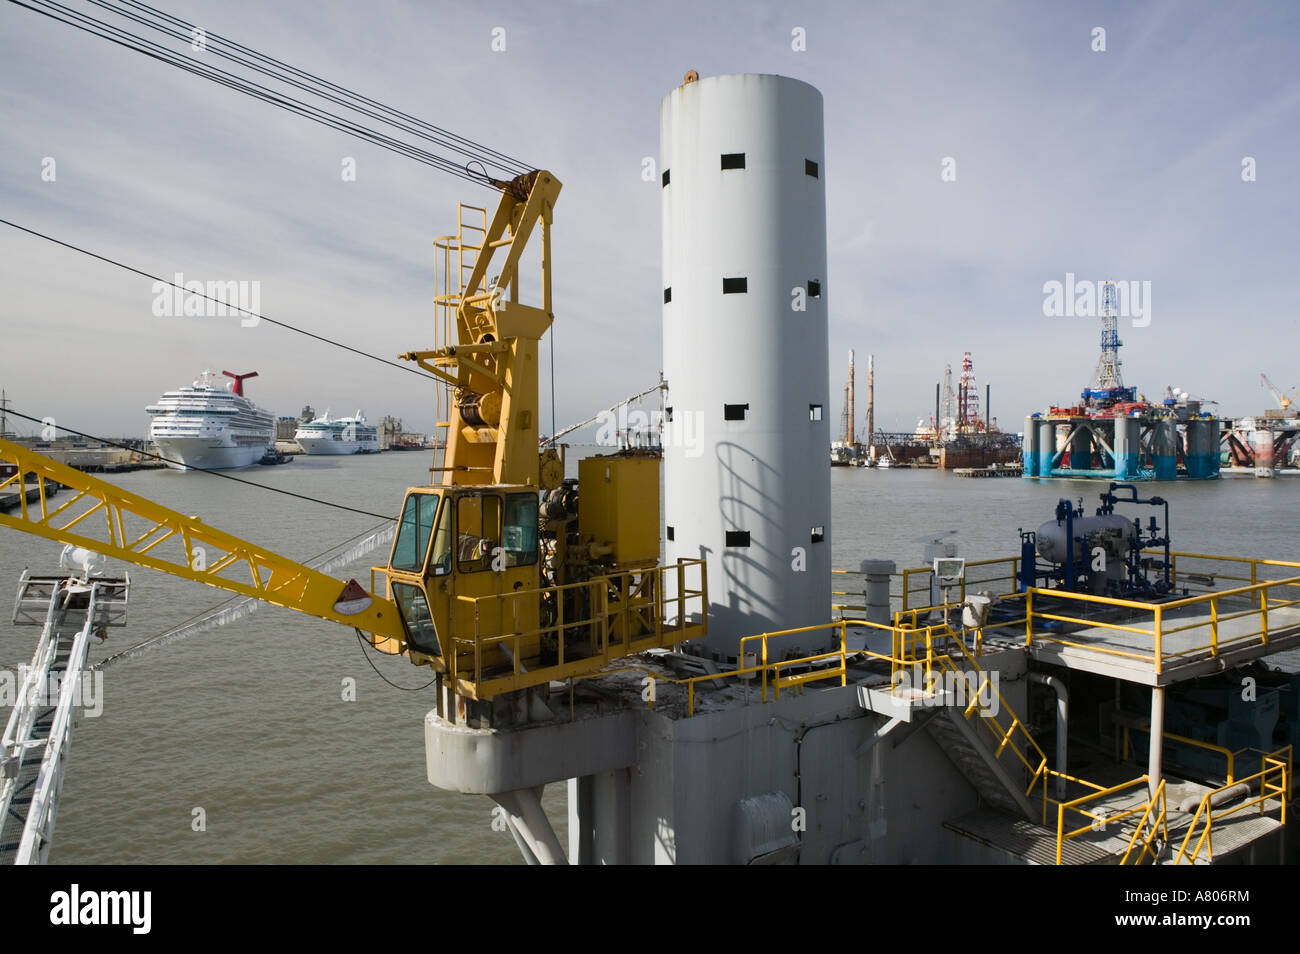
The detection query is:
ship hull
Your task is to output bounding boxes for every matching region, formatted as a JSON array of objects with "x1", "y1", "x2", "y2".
[
  {"x1": 152, "y1": 437, "x2": 268, "y2": 471},
  {"x1": 295, "y1": 437, "x2": 378, "y2": 455}
]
